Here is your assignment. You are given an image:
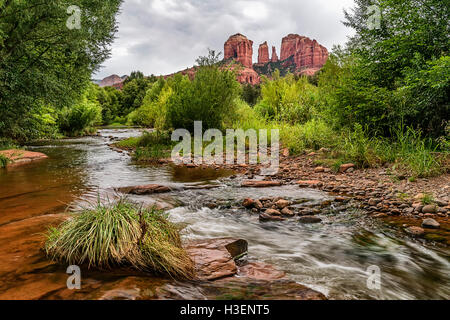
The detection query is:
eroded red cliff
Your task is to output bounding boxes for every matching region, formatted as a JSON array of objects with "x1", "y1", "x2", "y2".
[
  {"x1": 280, "y1": 34, "x2": 328, "y2": 72},
  {"x1": 224, "y1": 33, "x2": 254, "y2": 69},
  {"x1": 257, "y1": 42, "x2": 270, "y2": 65}
]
